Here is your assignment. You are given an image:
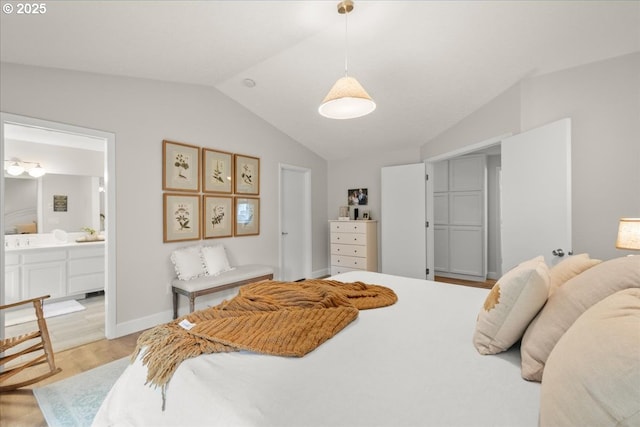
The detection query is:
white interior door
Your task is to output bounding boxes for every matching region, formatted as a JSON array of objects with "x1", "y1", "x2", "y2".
[
  {"x1": 279, "y1": 165, "x2": 311, "y2": 281},
  {"x1": 381, "y1": 163, "x2": 426, "y2": 279},
  {"x1": 501, "y1": 118, "x2": 572, "y2": 271}
]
